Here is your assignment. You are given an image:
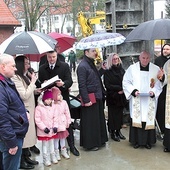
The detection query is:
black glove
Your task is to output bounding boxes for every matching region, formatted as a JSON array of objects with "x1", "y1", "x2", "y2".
[
  {"x1": 44, "y1": 127, "x2": 50, "y2": 134},
  {"x1": 53, "y1": 127, "x2": 57, "y2": 133}
]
